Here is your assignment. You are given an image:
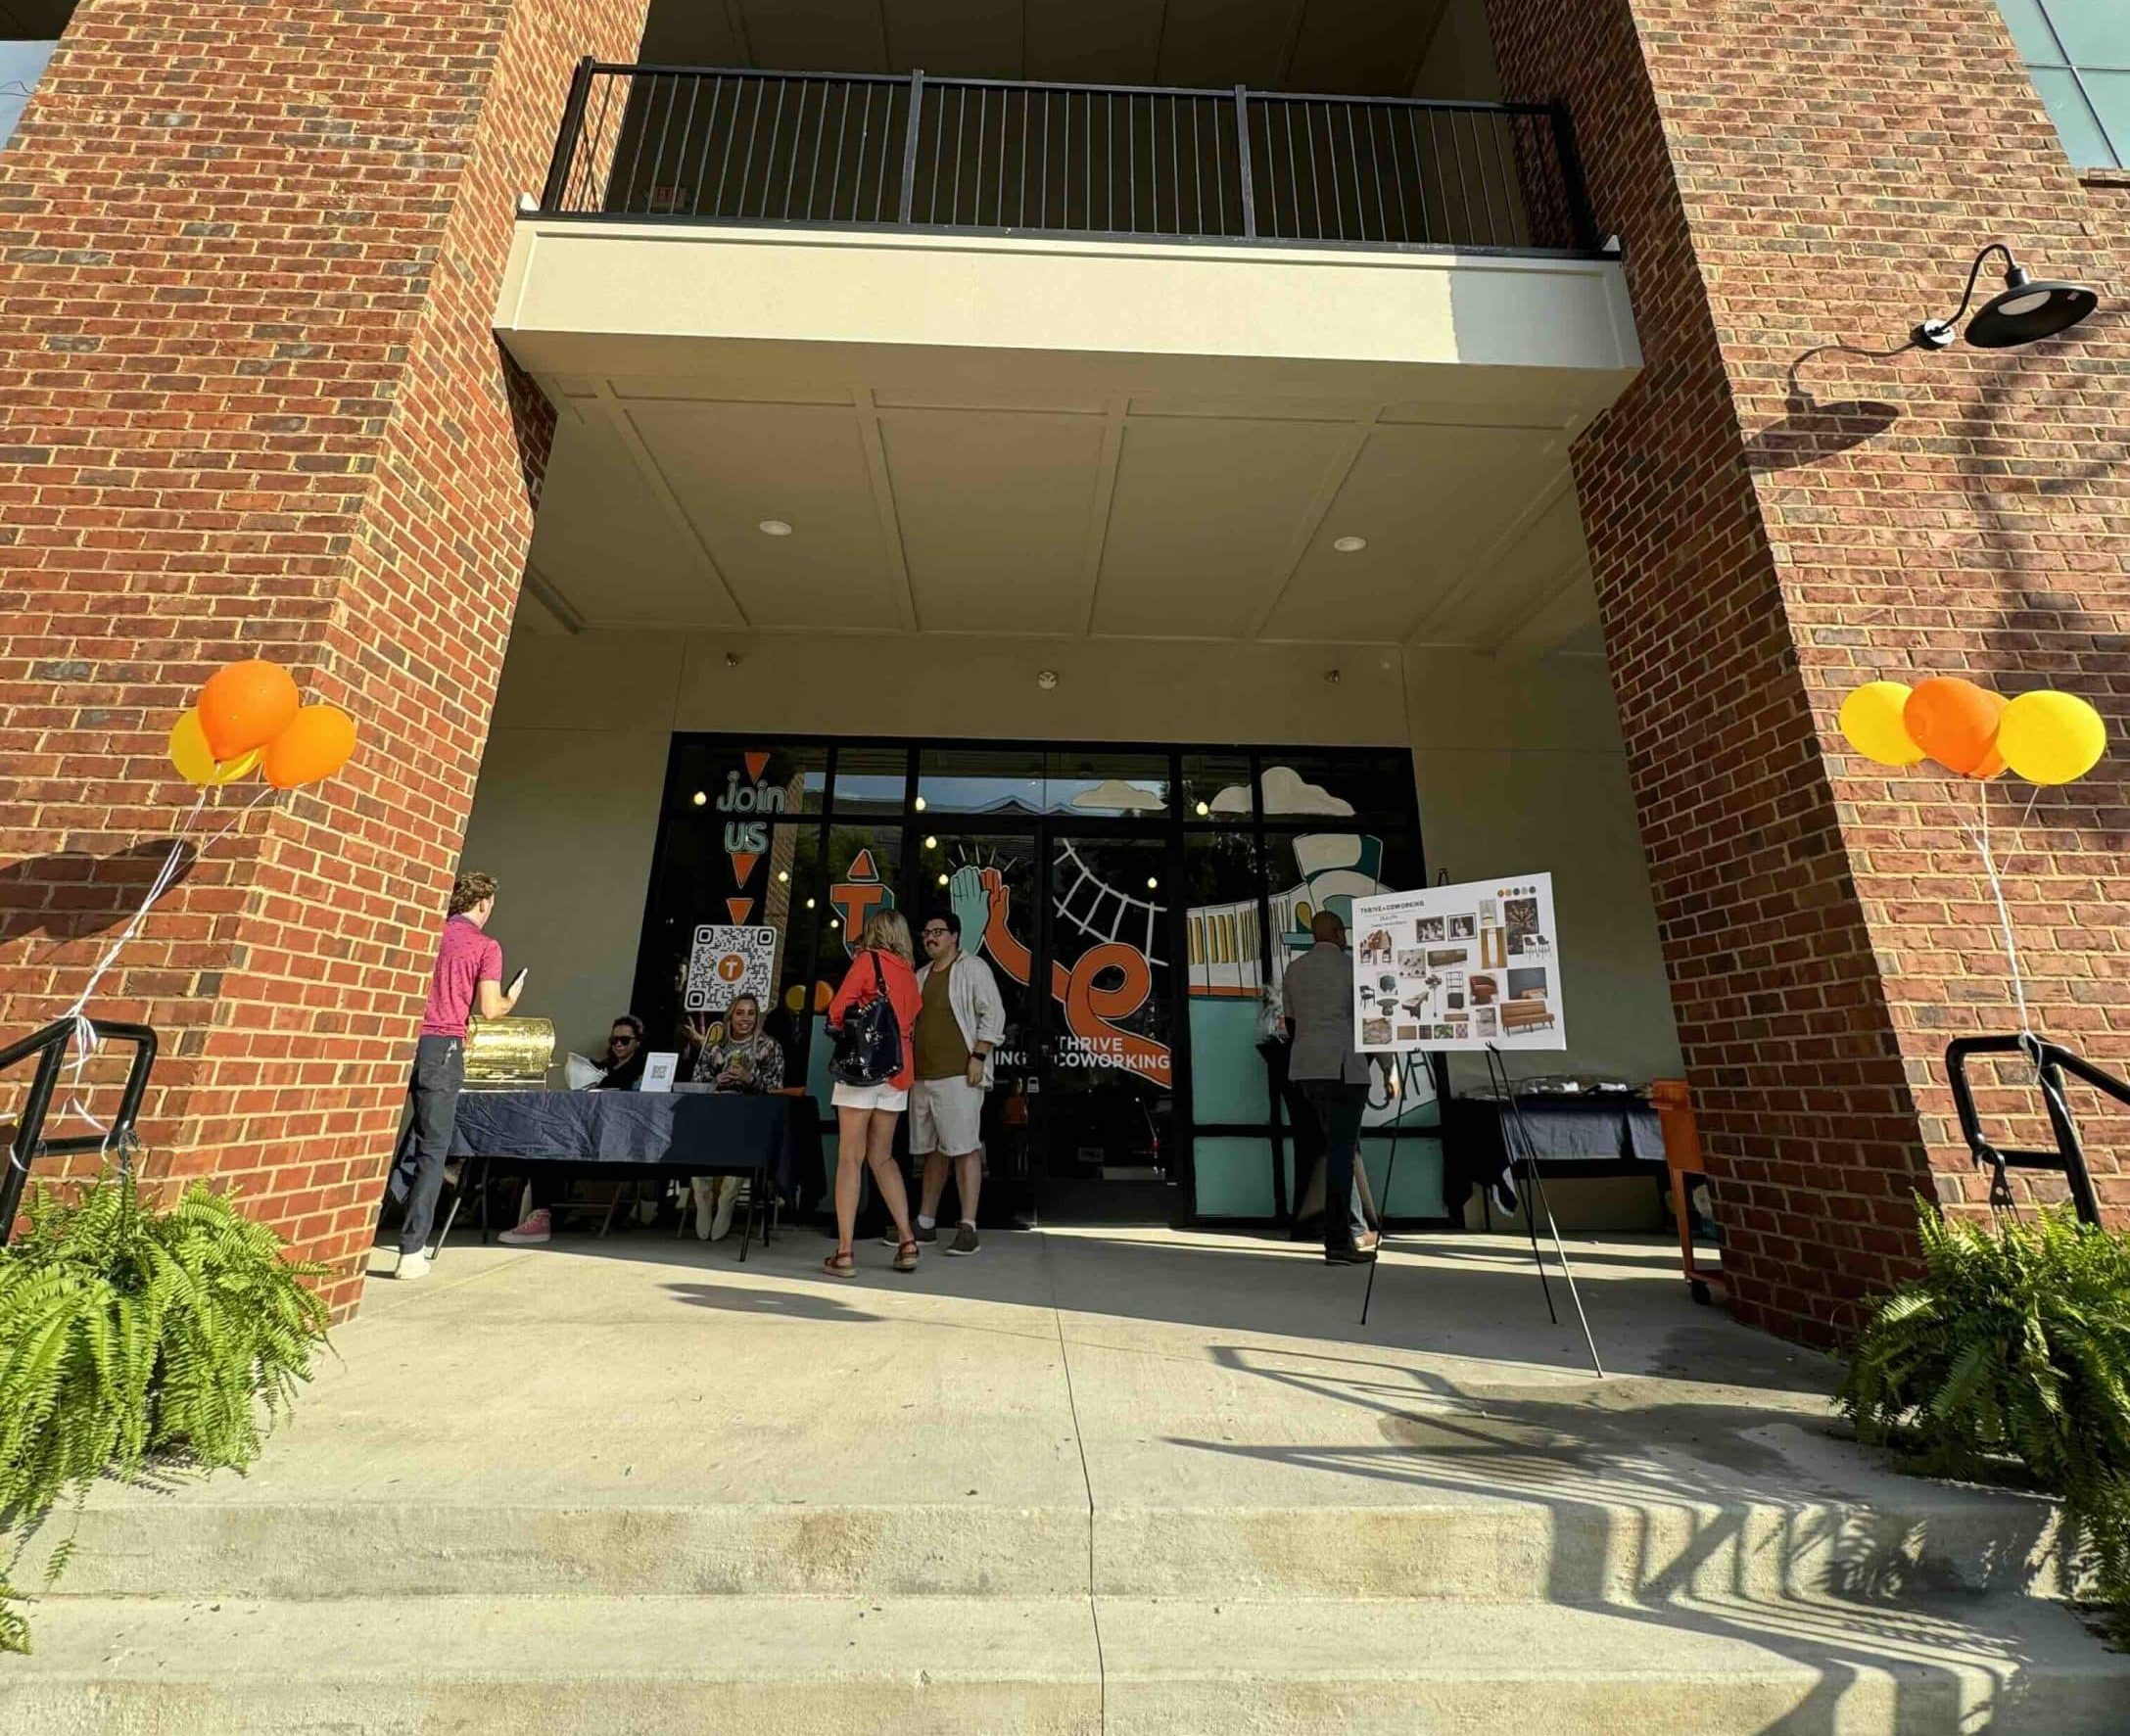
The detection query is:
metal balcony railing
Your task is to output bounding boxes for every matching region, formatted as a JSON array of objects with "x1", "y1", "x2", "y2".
[{"x1": 535, "y1": 62, "x2": 1598, "y2": 255}]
